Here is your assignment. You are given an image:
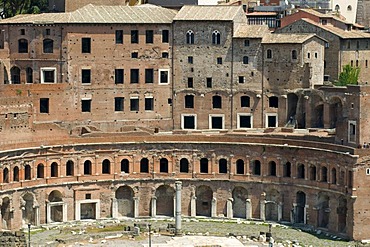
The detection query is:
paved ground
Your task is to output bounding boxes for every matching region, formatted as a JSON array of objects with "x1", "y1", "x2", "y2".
[{"x1": 28, "y1": 218, "x2": 364, "y2": 247}]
